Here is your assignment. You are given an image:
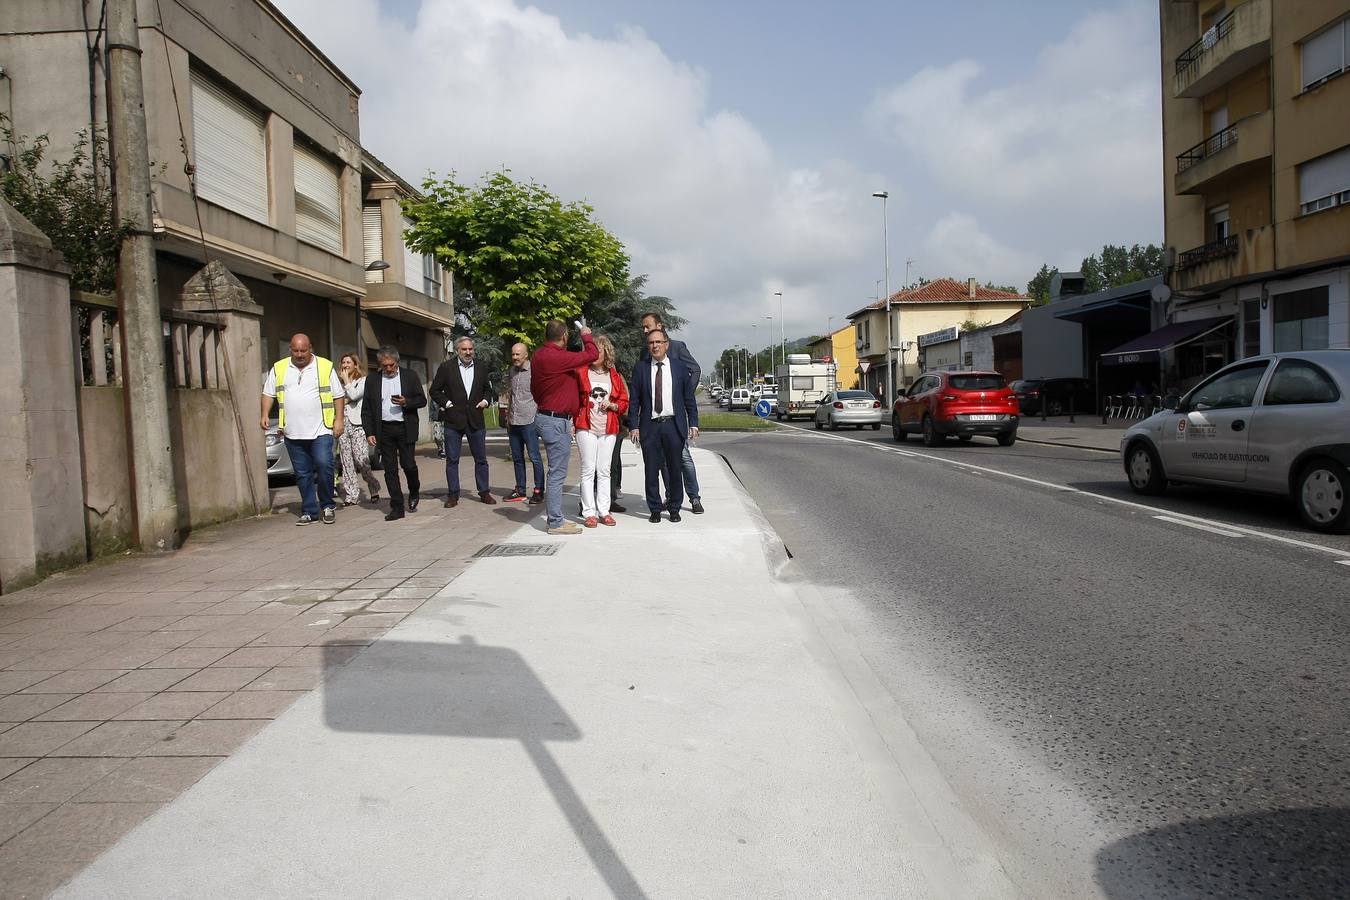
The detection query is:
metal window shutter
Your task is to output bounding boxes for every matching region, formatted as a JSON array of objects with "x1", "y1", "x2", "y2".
[
  {"x1": 294, "y1": 143, "x2": 343, "y2": 254},
  {"x1": 1302, "y1": 22, "x2": 1345, "y2": 88},
  {"x1": 190, "y1": 72, "x2": 268, "y2": 223},
  {"x1": 401, "y1": 217, "x2": 421, "y2": 292},
  {"x1": 1299, "y1": 146, "x2": 1350, "y2": 204},
  {"x1": 362, "y1": 205, "x2": 384, "y2": 283}
]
